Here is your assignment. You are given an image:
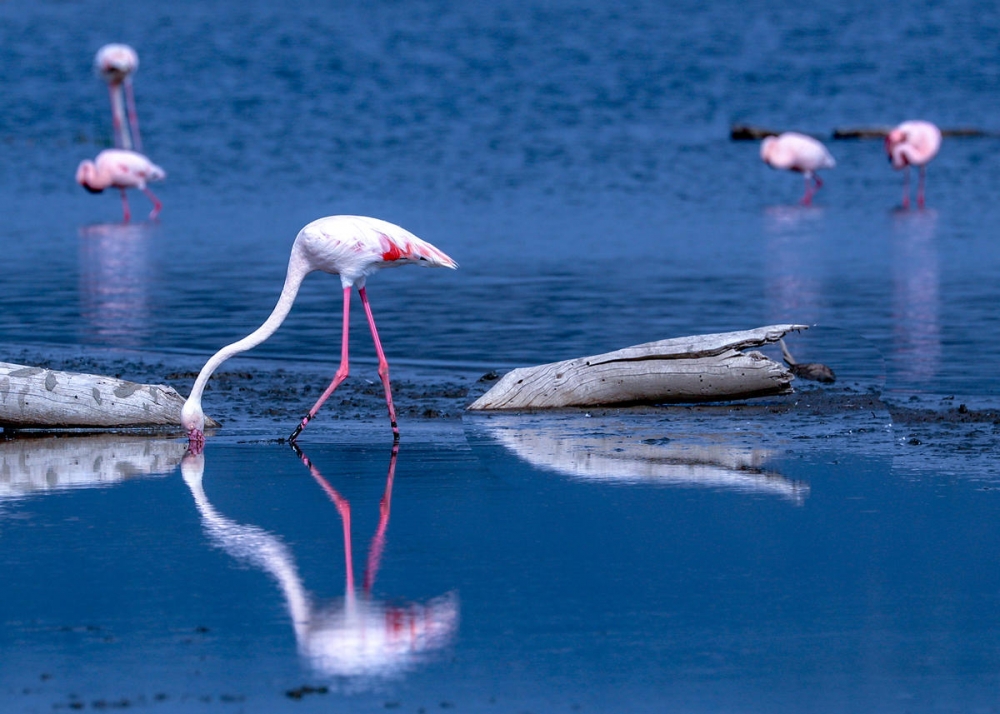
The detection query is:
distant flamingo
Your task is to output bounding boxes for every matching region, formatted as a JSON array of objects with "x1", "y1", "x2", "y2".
[
  {"x1": 181, "y1": 215, "x2": 458, "y2": 452},
  {"x1": 761, "y1": 132, "x2": 836, "y2": 205},
  {"x1": 76, "y1": 149, "x2": 165, "y2": 223},
  {"x1": 94, "y1": 43, "x2": 142, "y2": 152},
  {"x1": 885, "y1": 120, "x2": 942, "y2": 209}
]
